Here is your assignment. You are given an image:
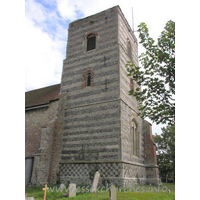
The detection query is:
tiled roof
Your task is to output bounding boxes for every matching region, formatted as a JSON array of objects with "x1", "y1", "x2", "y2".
[{"x1": 25, "y1": 84, "x2": 65, "y2": 108}]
